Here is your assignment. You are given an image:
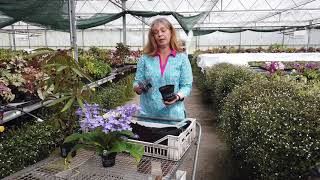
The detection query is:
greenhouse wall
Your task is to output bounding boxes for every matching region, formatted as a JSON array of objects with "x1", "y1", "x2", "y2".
[
  {"x1": 194, "y1": 29, "x2": 320, "y2": 50},
  {"x1": 1, "y1": 28, "x2": 319, "y2": 51}
]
